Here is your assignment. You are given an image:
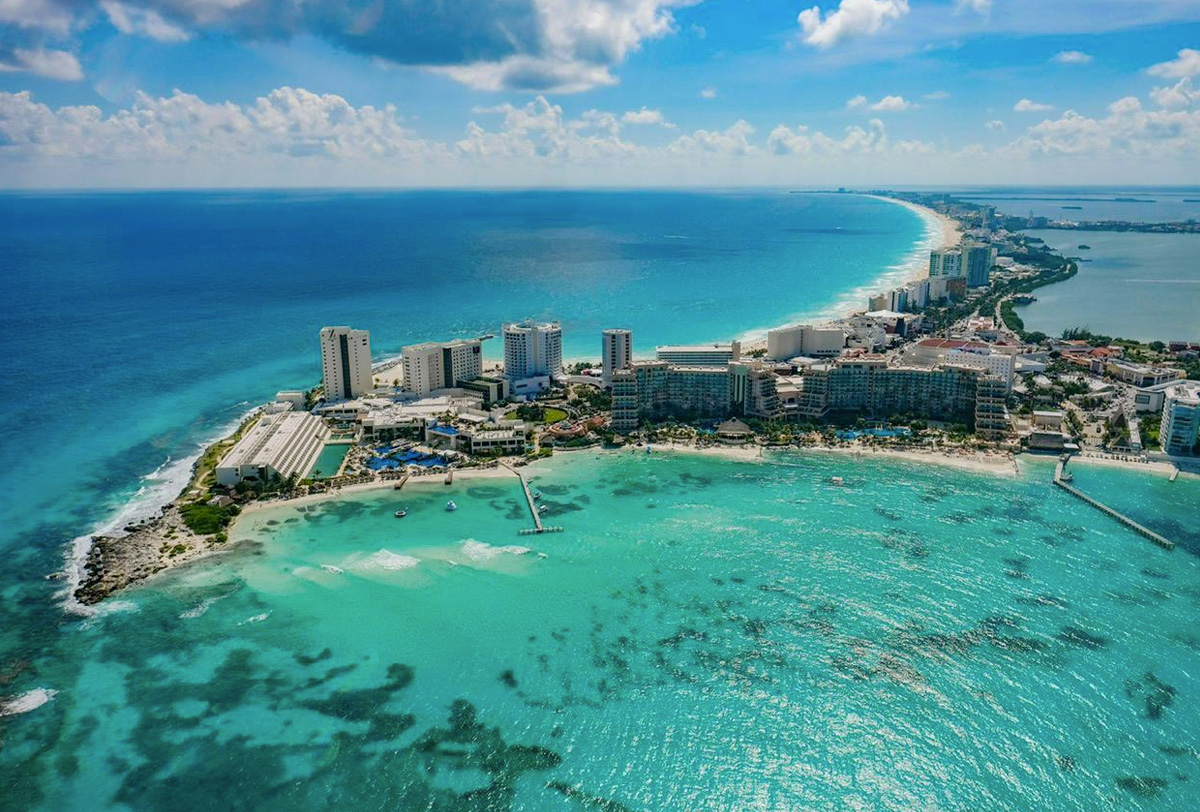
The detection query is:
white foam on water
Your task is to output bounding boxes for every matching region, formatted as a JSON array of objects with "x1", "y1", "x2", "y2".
[
  {"x1": 59, "y1": 404, "x2": 260, "y2": 616},
  {"x1": 0, "y1": 688, "x2": 58, "y2": 717},
  {"x1": 347, "y1": 549, "x2": 421, "y2": 572},
  {"x1": 179, "y1": 592, "x2": 230, "y2": 620},
  {"x1": 237, "y1": 611, "x2": 271, "y2": 626},
  {"x1": 460, "y1": 539, "x2": 532, "y2": 562}
]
